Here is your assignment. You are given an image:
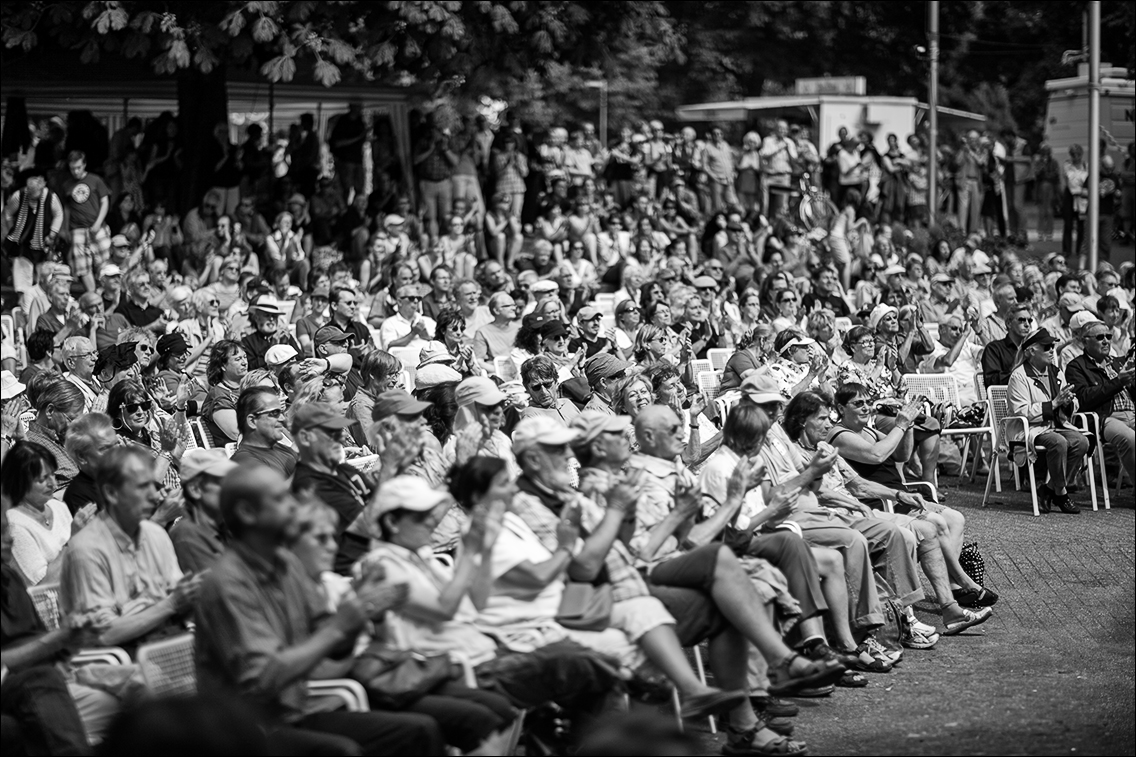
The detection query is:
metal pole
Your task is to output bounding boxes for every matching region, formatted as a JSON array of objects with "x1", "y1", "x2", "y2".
[
  {"x1": 1086, "y1": 1, "x2": 1100, "y2": 270},
  {"x1": 600, "y1": 81, "x2": 608, "y2": 148},
  {"x1": 928, "y1": 1, "x2": 939, "y2": 226}
]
